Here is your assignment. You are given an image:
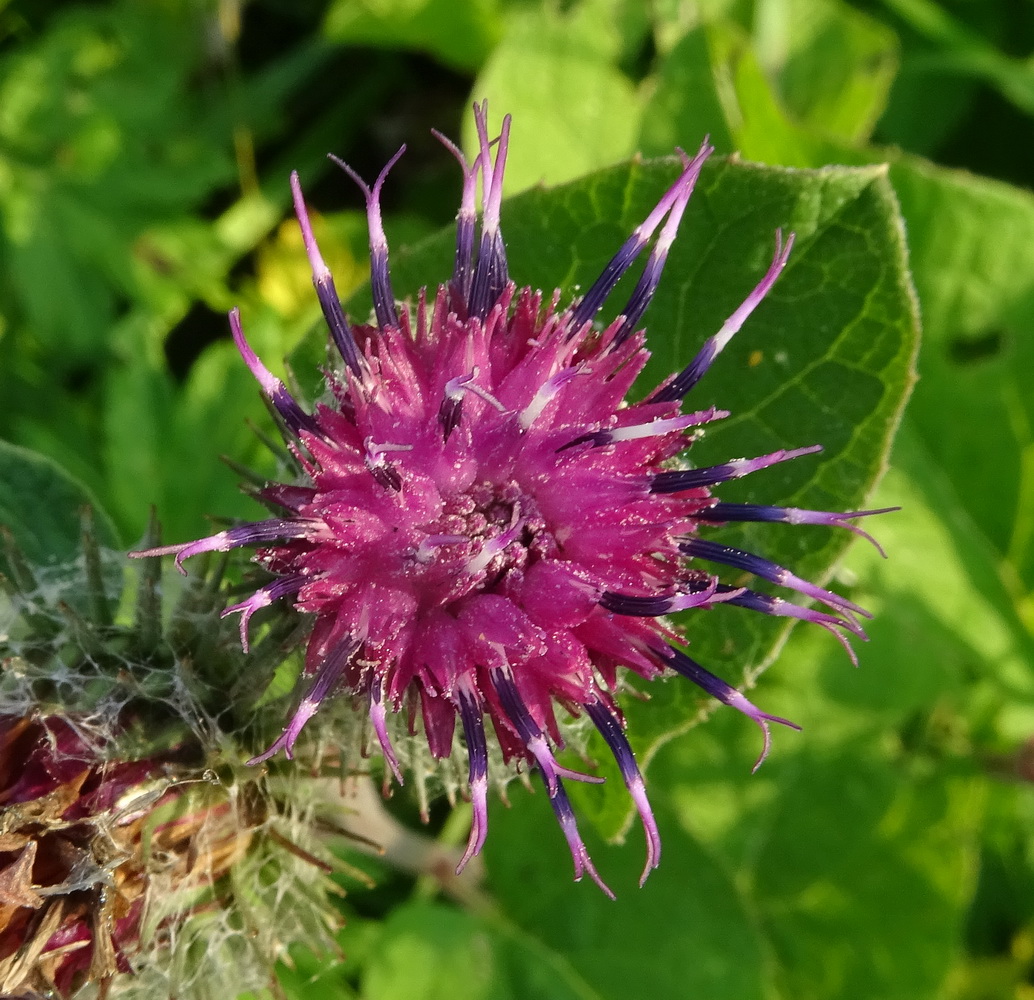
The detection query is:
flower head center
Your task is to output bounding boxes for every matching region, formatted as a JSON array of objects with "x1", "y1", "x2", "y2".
[{"x1": 414, "y1": 480, "x2": 552, "y2": 604}]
